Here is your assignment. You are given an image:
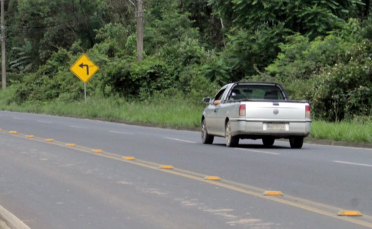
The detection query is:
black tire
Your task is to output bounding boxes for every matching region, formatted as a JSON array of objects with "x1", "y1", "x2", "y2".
[
  {"x1": 289, "y1": 137, "x2": 304, "y2": 149},
  {"x1": 201, "y1": 119, "x2": 214, "y2": 144},
  {"x1": 225, "y1": 121, "x2": 239, "y2": 147},
  {"x1": 262, "y1": 137, "x2": 275, "y2": 147}
]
